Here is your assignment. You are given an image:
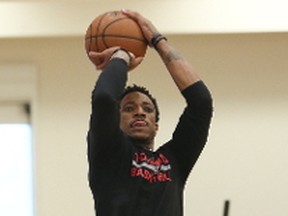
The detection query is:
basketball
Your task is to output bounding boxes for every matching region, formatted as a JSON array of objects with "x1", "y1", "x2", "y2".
[{"x1": 85, "y1": 11, "x2": 148, "y2": 58}]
